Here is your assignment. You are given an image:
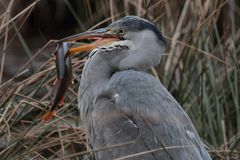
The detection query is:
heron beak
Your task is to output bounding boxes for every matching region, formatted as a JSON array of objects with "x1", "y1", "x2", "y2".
[{"x1": 57, "y1": 28, "x2": 120, "y2": 56}]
